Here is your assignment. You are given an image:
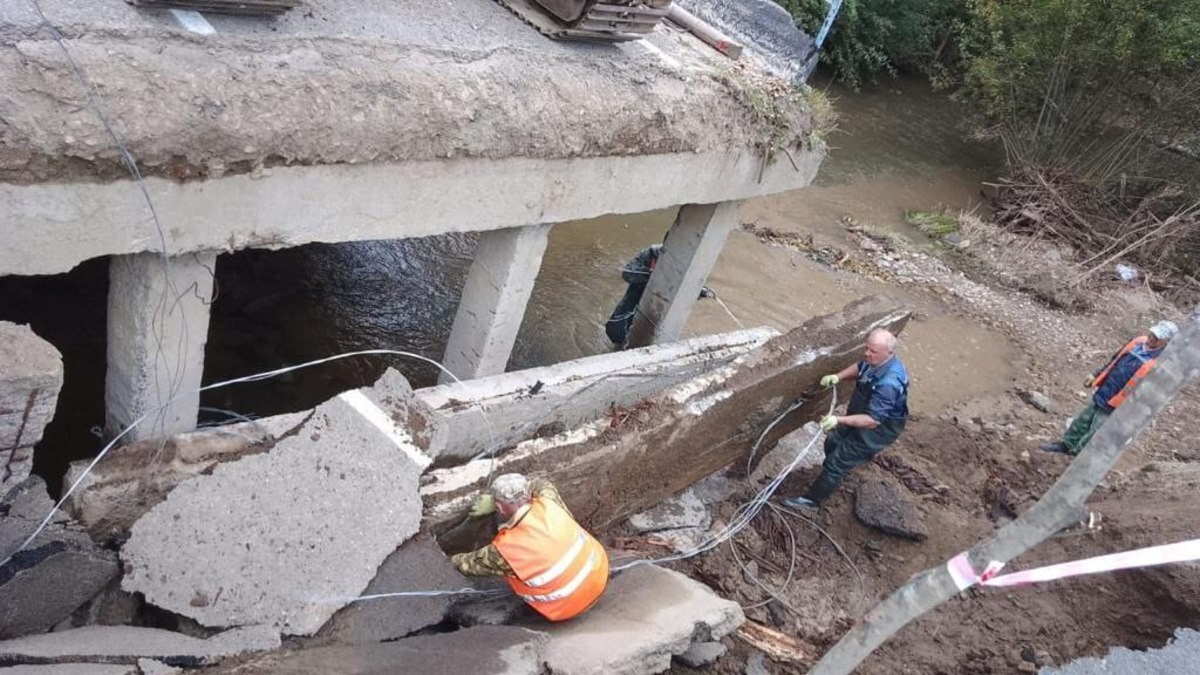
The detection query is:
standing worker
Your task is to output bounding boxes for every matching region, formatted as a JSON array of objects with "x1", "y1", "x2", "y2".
[
  {"x1": 605, "y1": 241, "x2": 715, "y2": 347},
  {"x1": 782, "y1": 329, "x2": 909, "y2": 510},
  {"x1": 1041, "y1": 320, "x2": 1178, "y2": 456},
  {"x1": 451, "y1": 473, "x2": 609, "y2": 621}
]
